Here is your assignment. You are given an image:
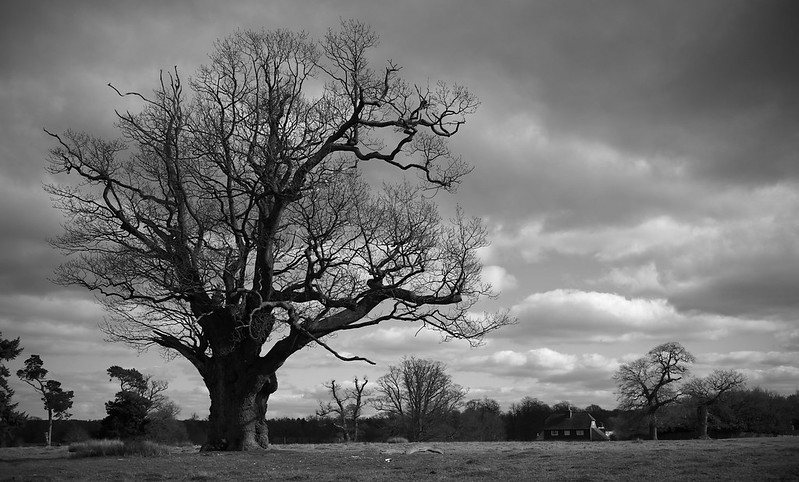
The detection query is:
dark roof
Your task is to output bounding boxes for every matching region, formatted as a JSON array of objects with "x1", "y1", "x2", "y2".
[{"x1": 543, "y1": 411, "x2": 596, "y2": 430}]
